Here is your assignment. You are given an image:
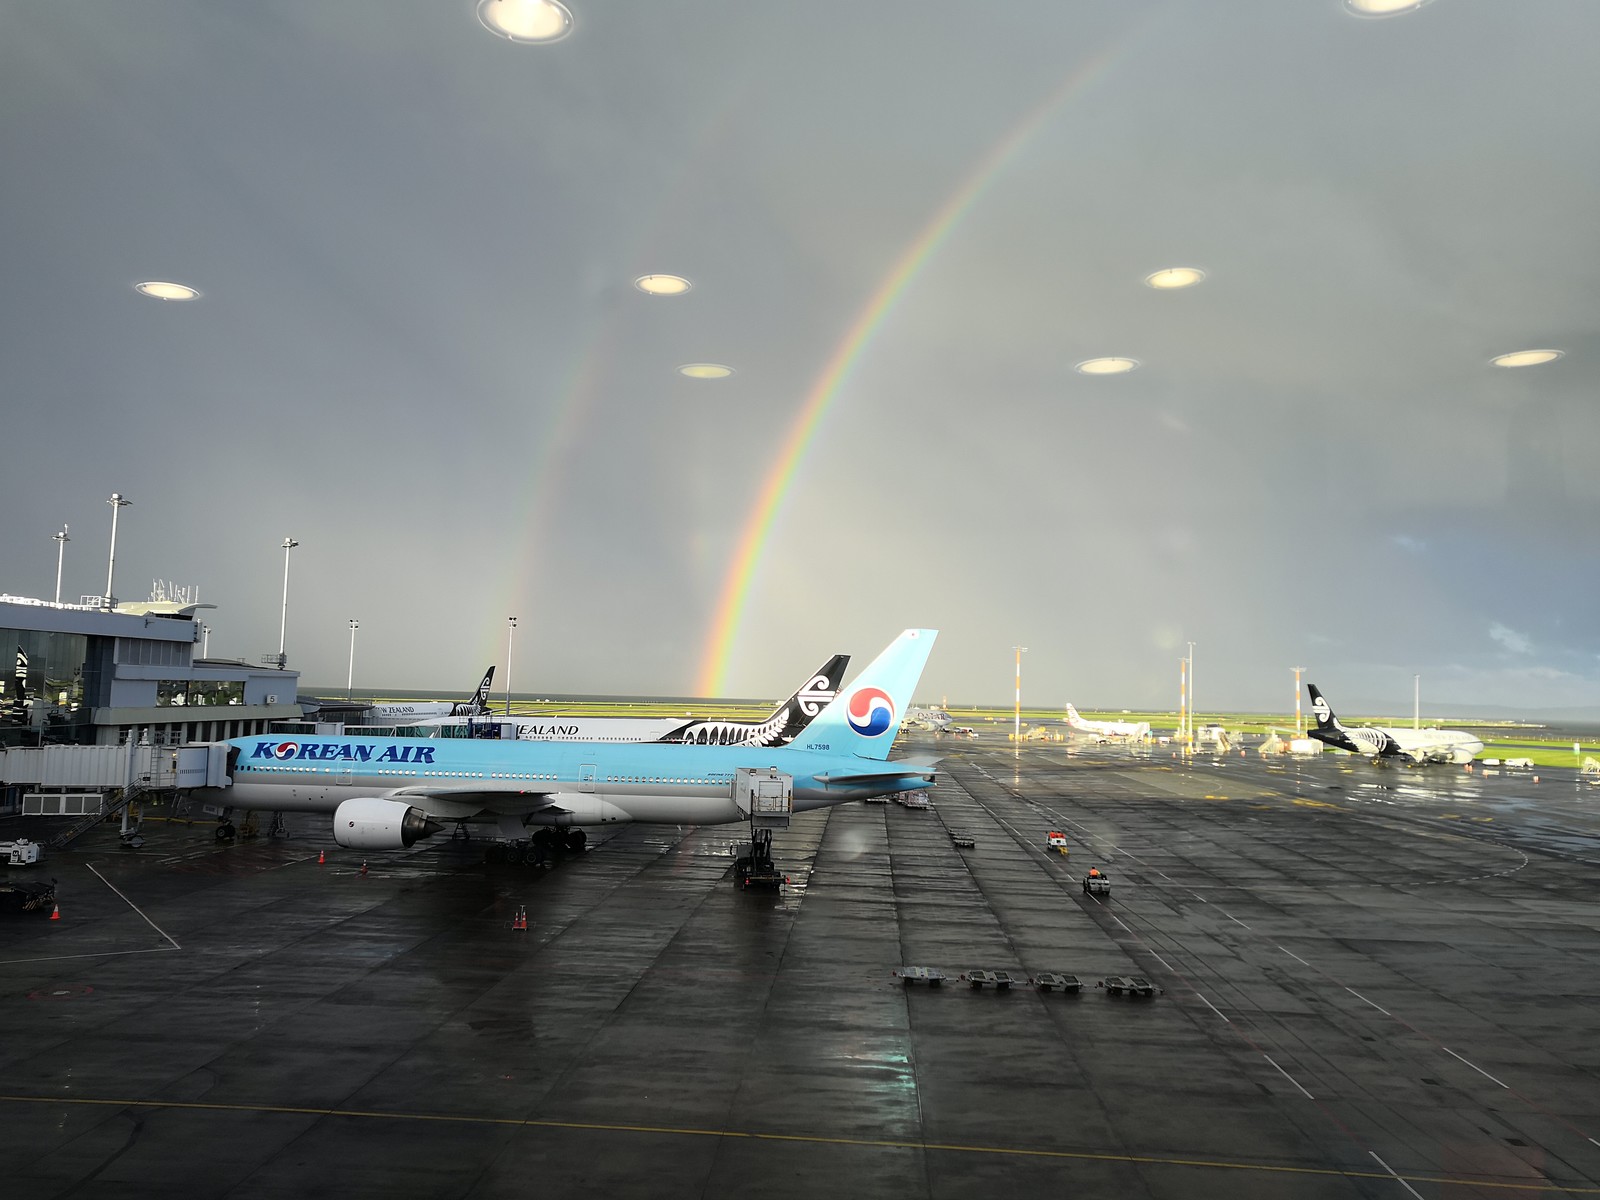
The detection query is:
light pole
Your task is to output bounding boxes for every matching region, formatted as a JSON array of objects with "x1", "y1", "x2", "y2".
[
  {"x1": 347, "y1": 619, "x2": 360, "y2": 699},
  {"x1": 277, "y1": 537, "x2": 298, "y2": 668},
  {"x1": 52, "y1": 525, "x2": 70, "y2": 604},
  {"x1": 505, "y1": 616, "x2": 518, "y2": 714},
  {"x1": 1012, "y1": 645, "x2": 1027, "y2": 743},
  {"x1": 104, "y1": 494, "x2": 131, "y2": 608},
  {"x1": 1178, "y1": 657, "x2": 1187, "y2": 751},
  {"x1": 201, "y1": 623, "x2": 211, "y2": 657},
  {"x1": 1291, "y1": 666, "x2": 1306, "y2": 736},
  {"x1": 1186, "y1": 641, "x2": 1195, "y2": 749},
  {"x1": 1413, "y1": 674, "x2": 1420, "y2": 730}
]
